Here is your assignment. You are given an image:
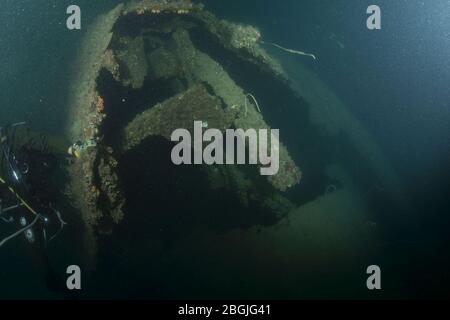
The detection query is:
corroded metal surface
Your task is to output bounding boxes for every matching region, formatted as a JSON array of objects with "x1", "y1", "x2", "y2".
[{"x1": 120, "y1": 84, "x2": 235, "y2": 152}]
